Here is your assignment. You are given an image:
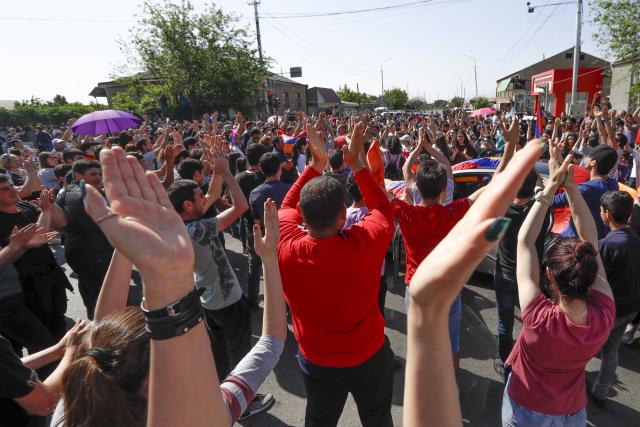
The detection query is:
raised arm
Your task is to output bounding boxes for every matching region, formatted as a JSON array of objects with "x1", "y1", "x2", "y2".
[
  {"x1": 517, "y1": 151, "x2": 570, "y2": 312},
  {"x1": 92, "y1": 249, "x2": 132, "y2": 321},
  {"x1": 206, "y1": 147, "x2": 248, "y2": 231},
  {"x1": 404, "y1": 140, "x2": 542, "y2": 427},
  {"x1": 253, "y1": 199, "x2": 286, "y2": 340},
  {"x1": 84, "y1": 147, "x2": 229, "y2": 427},
  {"x1": 563, "y1": 167, "x2": 613, "y2": 299},
  {"x1": 495, "y1": 117, "x2": 519, "y2": 175}
]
